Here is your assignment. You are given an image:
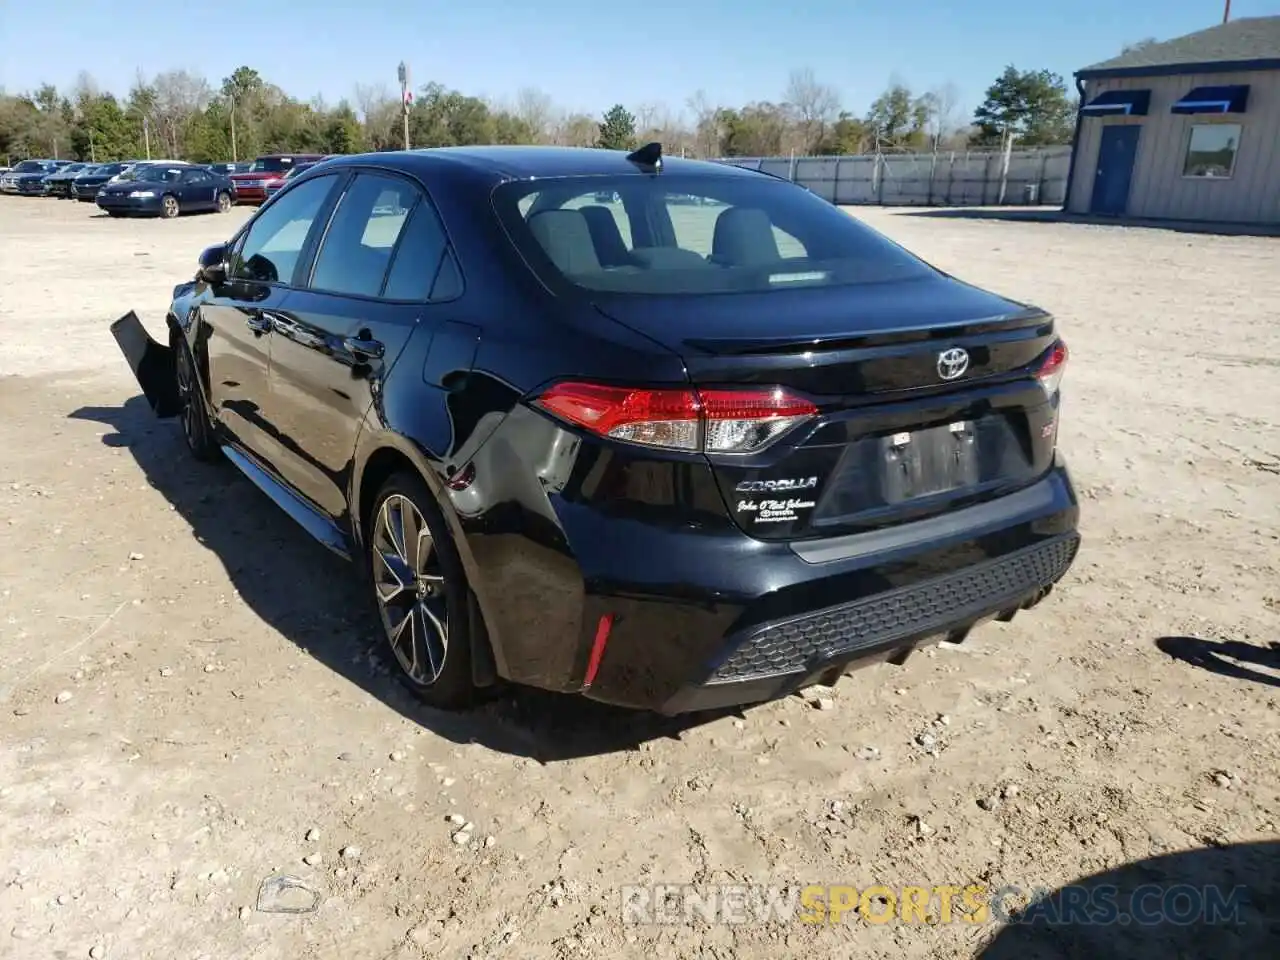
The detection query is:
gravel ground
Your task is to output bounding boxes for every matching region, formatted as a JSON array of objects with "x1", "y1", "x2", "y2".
[{"x1": 1, "y1": 197, "x2": 1277, "y2": 960}]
